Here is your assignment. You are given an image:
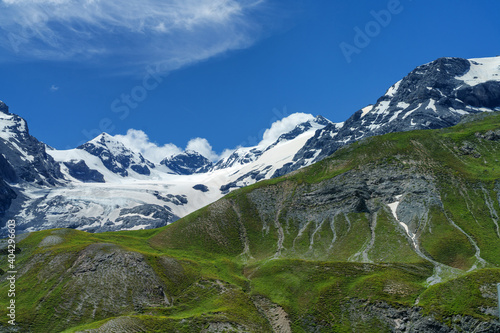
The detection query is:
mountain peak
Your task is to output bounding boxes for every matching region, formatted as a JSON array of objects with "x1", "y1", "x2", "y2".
[
  {"x1": 77, "y1": 132, "x2": 153, "y2": 177},
  {"x1": 160, "y1": 150, "x2": 213, "y2": 175},
  {"x1": 313, "y1": 115, "x2": 332, "y2": 126},
  {"x1": 89, "y1": 132, "x2": 114, "y2": 143},
  {"x1": 182, "y1": 149, "x2": 205, "y2": 157},
  {"x1": 0, "y1": 100, "x2": 10, "y2": 114}
]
